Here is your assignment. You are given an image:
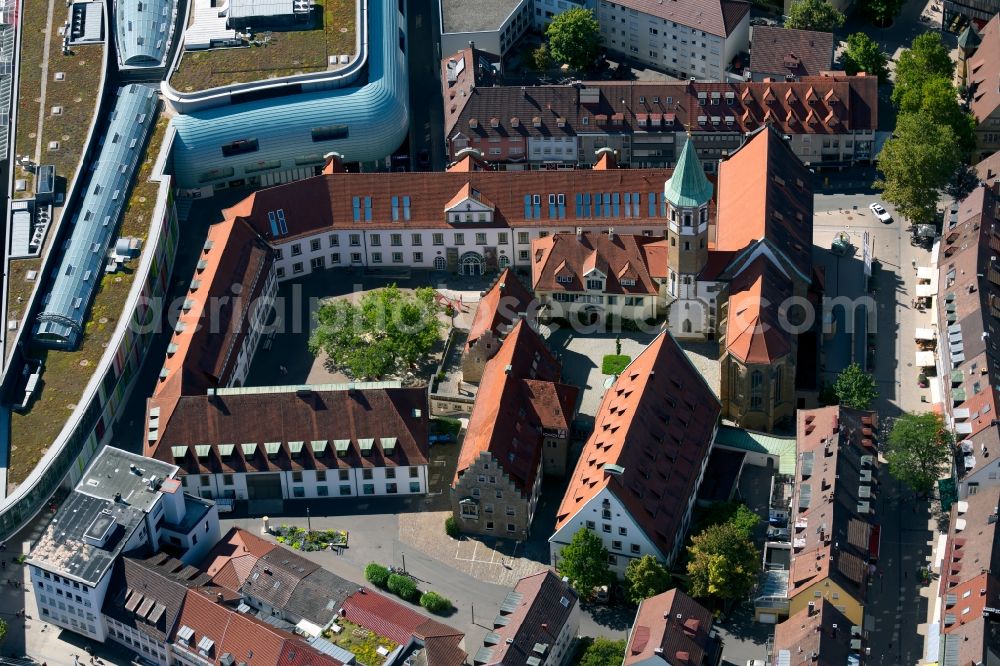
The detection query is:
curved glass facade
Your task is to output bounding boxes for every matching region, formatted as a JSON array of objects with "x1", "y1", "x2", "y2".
[{"x1": 169, "y1": 0, "x2": 408, "y2": 188}]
